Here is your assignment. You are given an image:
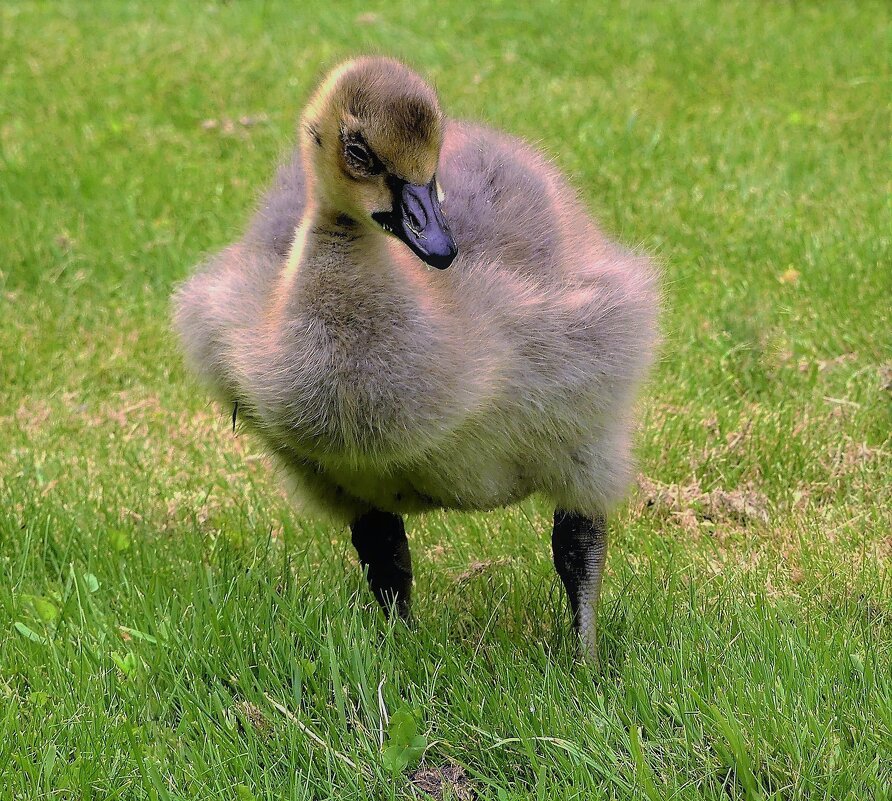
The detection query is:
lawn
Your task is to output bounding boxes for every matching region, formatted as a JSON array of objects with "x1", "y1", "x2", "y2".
[{"x1": 1, "y1": 0, "x2": 890, "y2": 798}]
